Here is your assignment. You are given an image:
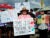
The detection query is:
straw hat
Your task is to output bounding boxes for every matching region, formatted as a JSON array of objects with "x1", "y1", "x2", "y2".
[
  {"x1": 20, "y1": 7, "x2": 29, "y2": 13},
  {"x1": 36, "y1": 6, "x2": 50, "y2": 12}
]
